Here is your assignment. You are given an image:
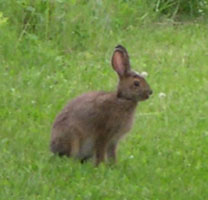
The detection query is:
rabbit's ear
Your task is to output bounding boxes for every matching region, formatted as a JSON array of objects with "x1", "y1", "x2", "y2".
[{"x1": 111, "y1": 45, "x2": 131, "y2": 77}]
